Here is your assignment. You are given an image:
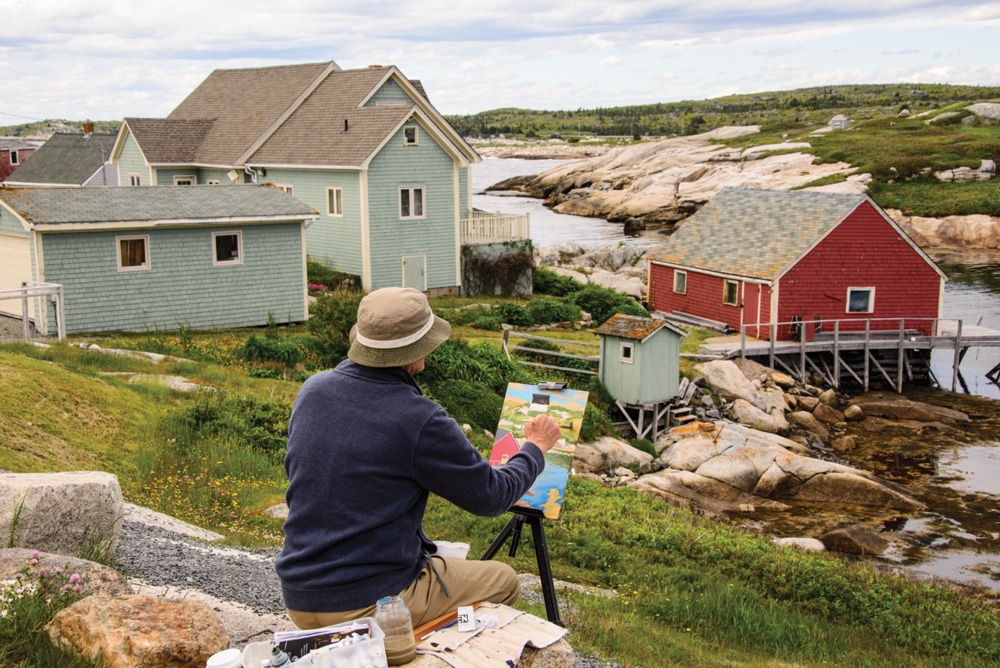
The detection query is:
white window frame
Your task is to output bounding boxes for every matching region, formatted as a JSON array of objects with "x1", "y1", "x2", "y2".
[
  {"x1": 173, "y1": 175, "x2": 196, "y2": 186},
  {"x1": 846, "y1": 287, "x2": 875, "y2": 313},
  {"x1": 10, "y1": 150, "x2": 19, "y2": 165},
  {"x1": 275, "y1": 184, "x2": 293, "y2": 195},
  {"x1": 212, "y1": 230, "x2": 243, "y2": 266},
  {"x1": 673, "y1": 269, "x2": 687, "y2": 294},
  {"x1": 326, "y1": 186, "x2": 343, "y2": 216},
  {"x1": 403, "y1": 126, "x2": 419, "y2": 146},
  {"x1": 129, "y1": 173, "x2": 141, "y2": 187},
  {"x1": 619, "y1": 341, "x2": 635, "y2": 364},
  {"x1": 117, "y1": 235, "x2": 150, "y2": 272},
  {"x1": 206, "y1": 179, "x2": 221, "y2": 185},
  {"x1": 723, "y1": 279, "x2": 739, "y2": 306},
  {"x1": 399, "y1": 186, "x2": 426, "y2": 219}
]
